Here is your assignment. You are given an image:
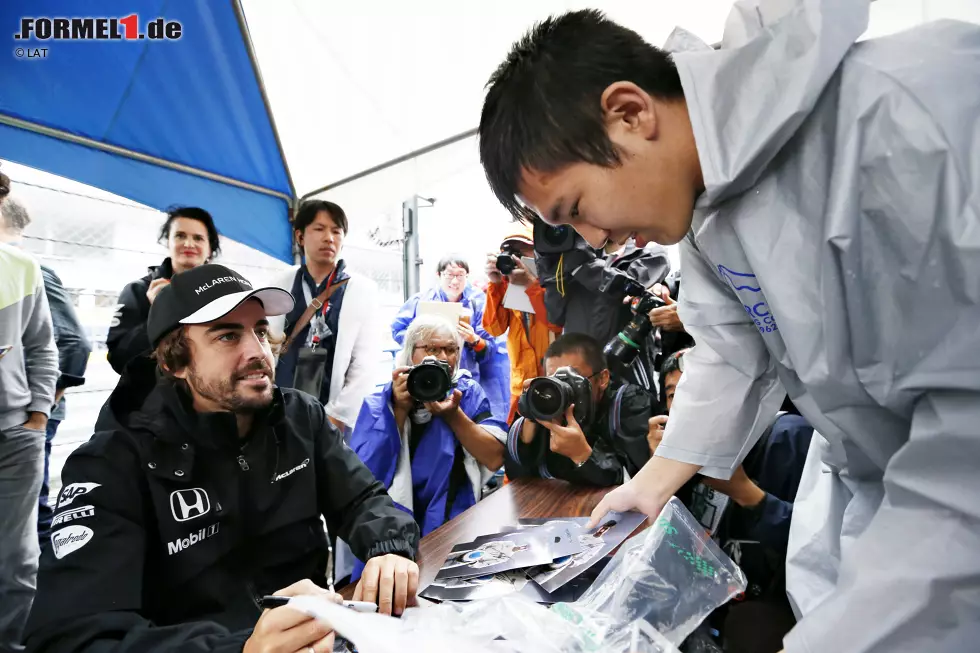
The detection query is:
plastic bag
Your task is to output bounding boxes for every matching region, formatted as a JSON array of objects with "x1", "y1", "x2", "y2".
[
  {"x1": 567, "y1": 496, "x2": 746, "y2": 646},
  {"x1": 401, "y1": 594, "x2": 684, "y2": 653},
  {"x1": 290, "y1": 497, "x2": 745, "y2": 652}
]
